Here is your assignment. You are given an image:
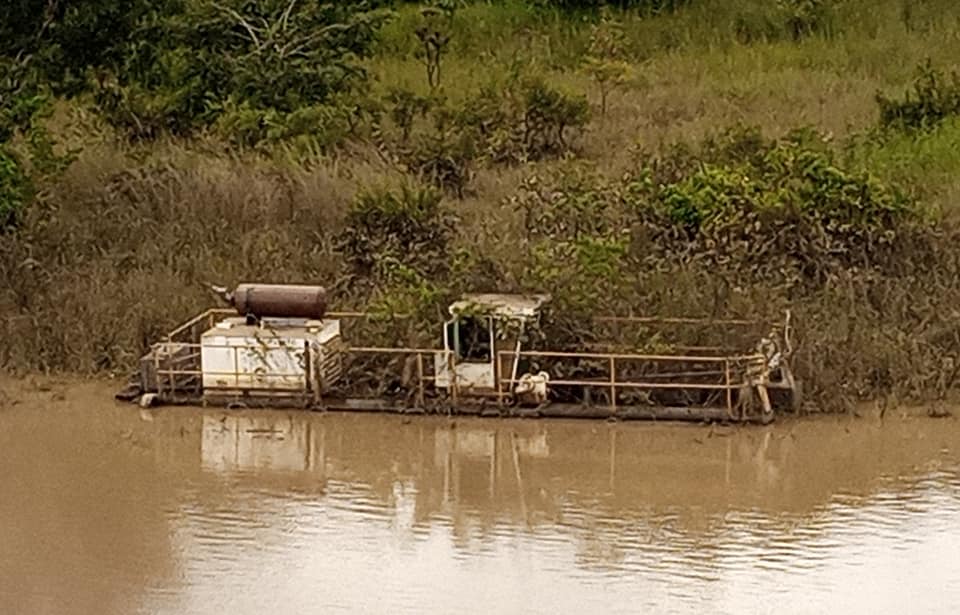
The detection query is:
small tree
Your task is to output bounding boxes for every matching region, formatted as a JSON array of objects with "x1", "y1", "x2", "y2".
[
  {"x1": 0, "y1": 57, "x2": 72, "y2": 232},
  {"x1": 876, "y1": 60, "x2": 960, "y2": 130},
  {"x1": 385, "y1": 87, "x2": 432, "y2": 142},
  {"x1": 415, "y1": 3, "x2": 456, "y2": 91},
  {"x1": 779, "y1": 0, "x2": 834, "y2": 41},
  {"x1": 582, "y1": 12, "x2": 632, "y2": 118}
]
